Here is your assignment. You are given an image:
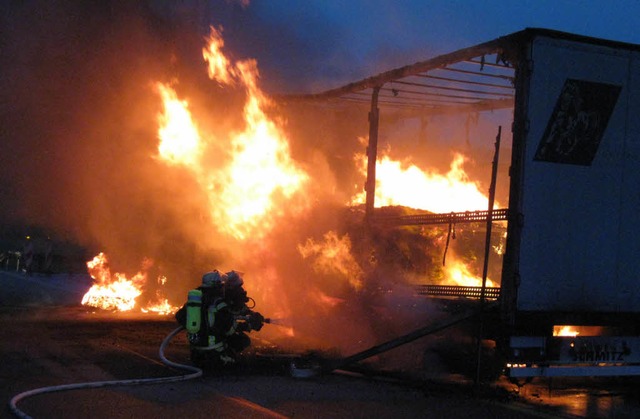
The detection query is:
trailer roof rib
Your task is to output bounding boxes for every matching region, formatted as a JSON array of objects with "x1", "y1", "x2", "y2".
[
  {"x1": 277, "y1": 31, "x2": 519, "y2": 115},
  {"x1": 277, "y1": 28, "x2": 640, "y2": 116}
]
